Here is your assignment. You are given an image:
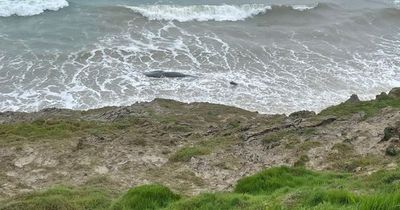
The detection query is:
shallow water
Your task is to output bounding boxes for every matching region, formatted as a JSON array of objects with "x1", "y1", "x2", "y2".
[{"x1": 0, "y1": 0, "x2": 399, "y2": 113}]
